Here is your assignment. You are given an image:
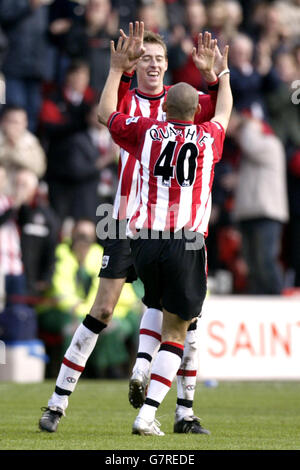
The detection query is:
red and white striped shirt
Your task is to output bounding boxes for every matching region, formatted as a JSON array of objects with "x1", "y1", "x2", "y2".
[
  {"x1": 114, "y1": 76, "x2": 217, "y2": 220},
  {"x1": 0, "y1": 195, "x2": 23, "y2": 275},
  {"x1": 108, "y1": 113, "x2": 225, "y2": 236}
]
